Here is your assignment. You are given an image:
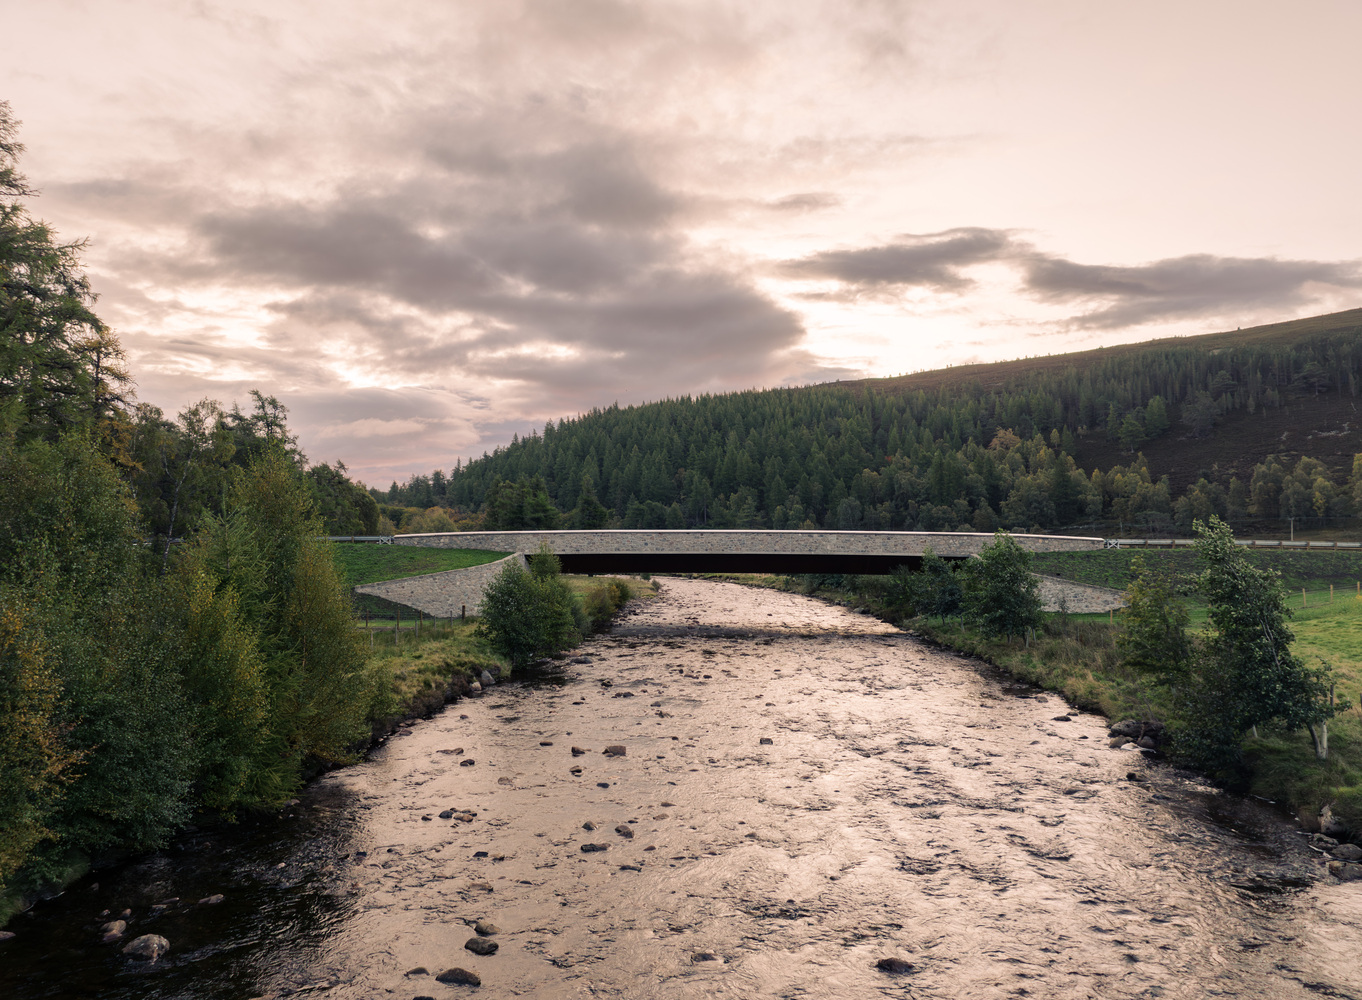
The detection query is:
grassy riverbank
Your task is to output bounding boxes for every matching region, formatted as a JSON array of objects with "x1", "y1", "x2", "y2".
[
  {"x1": 364, "y1": 573, "x2": 658, "y2": 722},
  {"x1": 699, "y1": 568, "x2": 1362, "y2": 835}
]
